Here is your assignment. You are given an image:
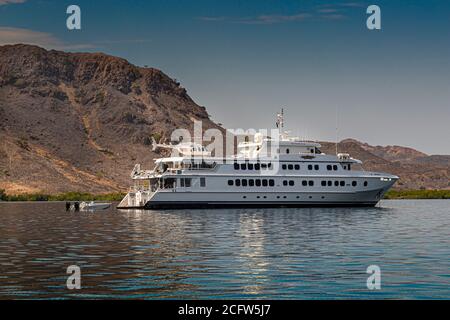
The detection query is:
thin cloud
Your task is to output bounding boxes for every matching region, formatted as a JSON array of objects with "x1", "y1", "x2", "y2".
[
  {"x1": 198, "y1": 13, "x2": 313, "y2": 25},
  {"x1": 0, "y1": 0, "x2": 27, "y2": 5},
  {"x1": 238, "y1": 13, "x2": 312, "y2": 25},
  {"x1": 198, "y1": 4, "x2": 362, "y2": 25},
  {"x1": 0, "y1": 27, "x2": 152, "y2": 50},
  {"x1": 0, "y1": 27, "x2": 94, "y2": 50}
]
